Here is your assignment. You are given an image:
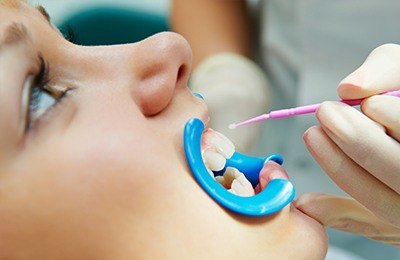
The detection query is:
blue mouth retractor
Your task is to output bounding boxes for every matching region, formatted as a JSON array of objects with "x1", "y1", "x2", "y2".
[{"x1": 184, "y1": 118, "x2": 295, "y2": 216}]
